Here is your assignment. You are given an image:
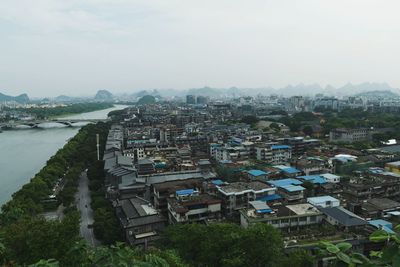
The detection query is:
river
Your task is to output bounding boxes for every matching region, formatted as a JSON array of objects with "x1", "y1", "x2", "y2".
[{"x1": 0, "y1": 105, "x2": 127, "y2": 206}]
